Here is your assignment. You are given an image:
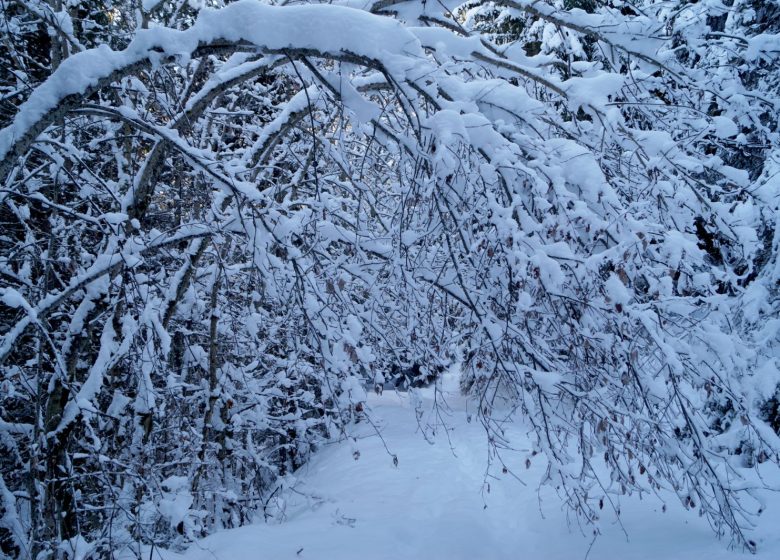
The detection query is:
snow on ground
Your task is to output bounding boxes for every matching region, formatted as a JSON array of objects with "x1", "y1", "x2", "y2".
[{"x1": 153, "y1": 373, "x2": 780, "y2": 560}]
